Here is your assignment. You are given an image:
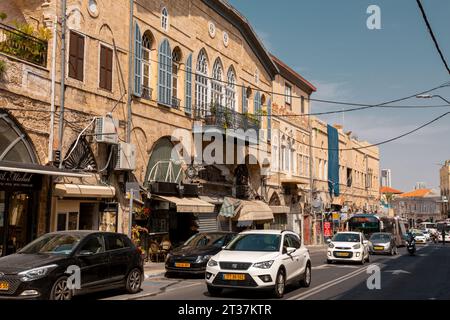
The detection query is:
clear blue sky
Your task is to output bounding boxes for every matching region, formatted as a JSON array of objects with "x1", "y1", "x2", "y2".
[{"x1": 229, "y1": 0, "x2": 450, "y2": 192}]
